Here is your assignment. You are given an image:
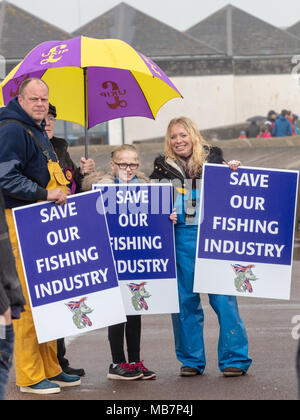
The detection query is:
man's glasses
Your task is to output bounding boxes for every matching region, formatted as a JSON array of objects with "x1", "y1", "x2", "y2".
[{"x1": 113, "y1": 162, "x2": 139, "y2": 170}]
